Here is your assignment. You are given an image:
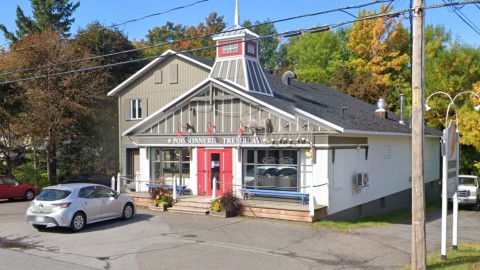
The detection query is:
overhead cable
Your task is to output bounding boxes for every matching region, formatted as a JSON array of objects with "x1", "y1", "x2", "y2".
[{"x1": 1, "y1": 0, "x2": 480, "y2": 84}]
